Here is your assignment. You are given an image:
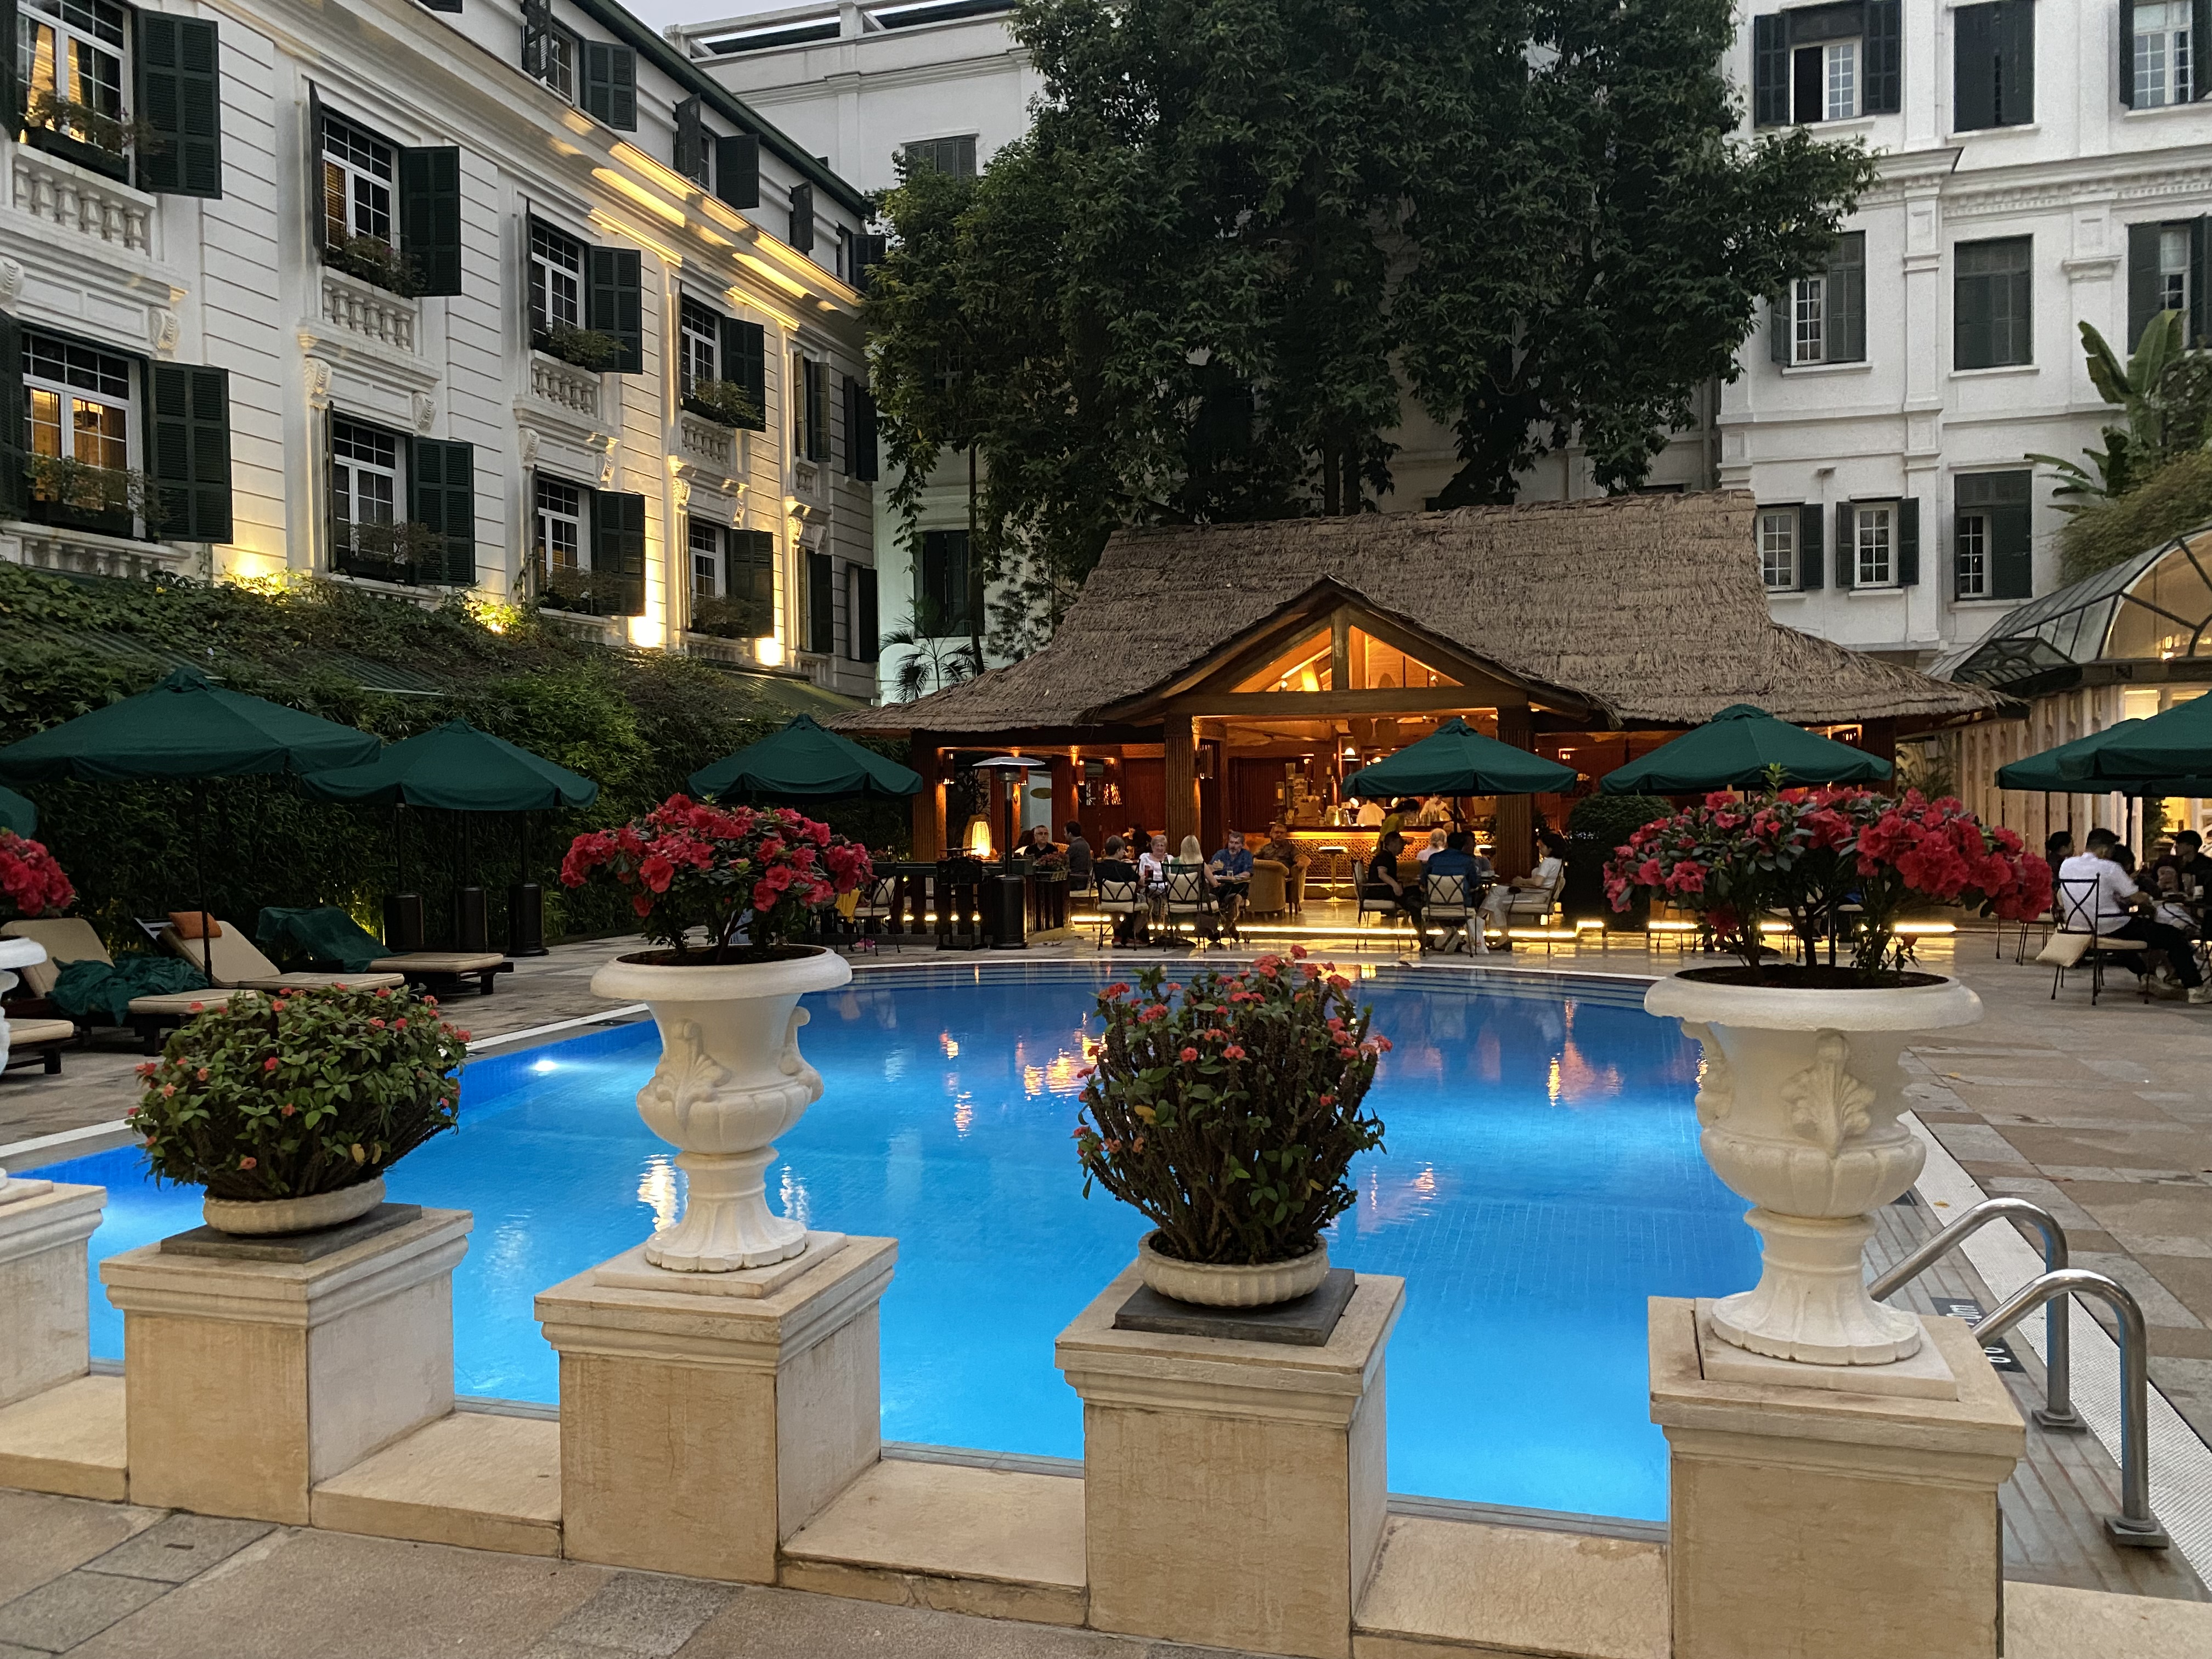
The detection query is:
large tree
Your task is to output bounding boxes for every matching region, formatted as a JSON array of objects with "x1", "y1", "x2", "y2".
[{"x1": 866, "y1": 0, "x2": 1876, "y2": 633}]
